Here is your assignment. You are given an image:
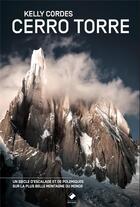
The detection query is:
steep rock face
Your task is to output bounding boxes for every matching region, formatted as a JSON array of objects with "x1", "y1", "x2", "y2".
[
  {"x1": 0, "y1": 49, "x2": 67, "y2": 207},
  {"x1": 0, "y1": 48, "x2": 137, "y2": 190}
]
